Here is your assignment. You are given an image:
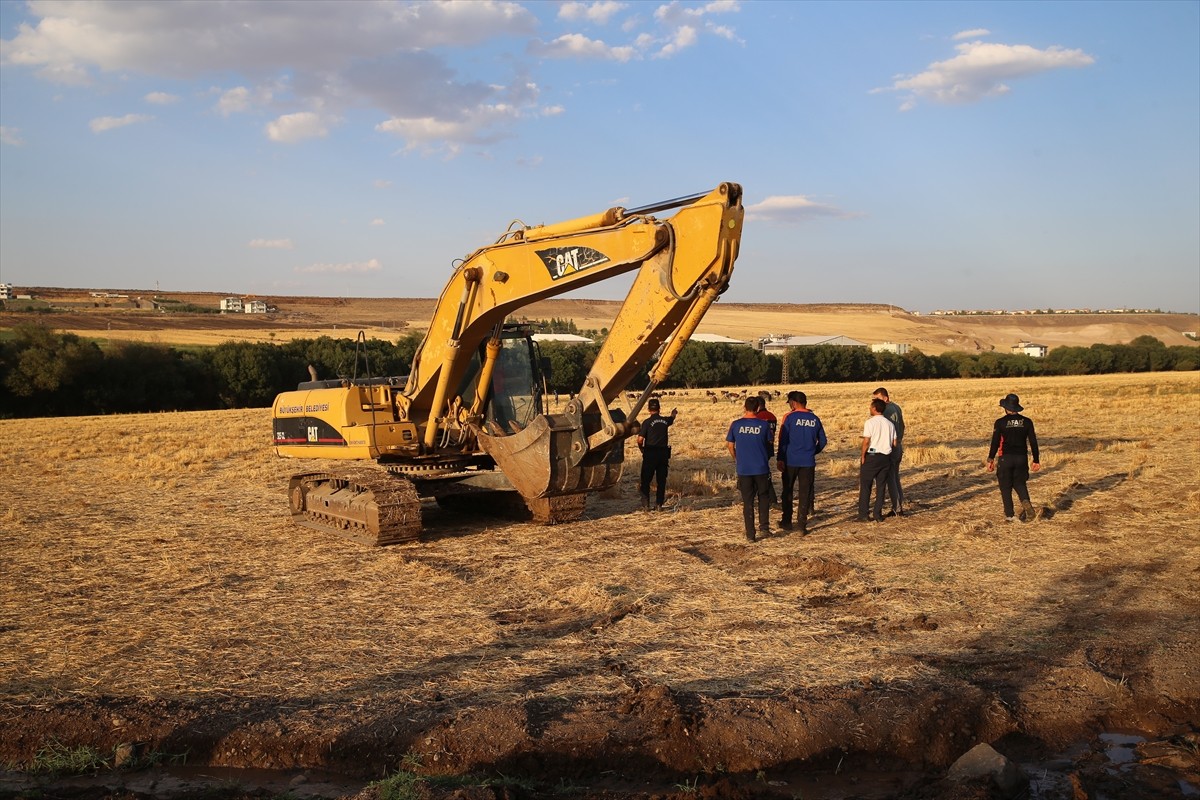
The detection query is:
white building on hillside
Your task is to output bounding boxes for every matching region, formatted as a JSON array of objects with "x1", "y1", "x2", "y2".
[
  {"x1": 690, "y1": 333, "x2": 750, "y2": 346},
  {"x1": 1012, "y1": 341, "x2": 1048, "y2": 358},
  {"x1": 532, "y1": 333, "x2": 594, "y2": 344},
  {"x1": 758, "y1": 334, "x2": 867, "y2": 355},
  {"x1": 0, "y1": 283, "x2": 13, "y2": 300},
  {"x1": 871, "y1": 342, "x2": 911, "y2": 355},
  {"x1": 220, "y1": 297, "x2": 243, "y2": 312},
  {"x1": 244, "y1": 300, "x2": 268, "y2": 314}
]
